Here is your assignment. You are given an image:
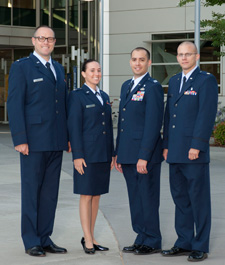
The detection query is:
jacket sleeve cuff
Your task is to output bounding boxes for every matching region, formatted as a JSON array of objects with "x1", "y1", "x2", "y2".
[
  {"x1": 191, "y1": 138, "x2": 209, "y2": 152},
  {"x1": 12, "y1": 132, "x2": 28, "y2": 147},
  {"x1": 138, "y1": 149, "x2": 153, "y2": 161},
  {"x1": 72, "y1": 151, "x2": 85, "y2": 160}
]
